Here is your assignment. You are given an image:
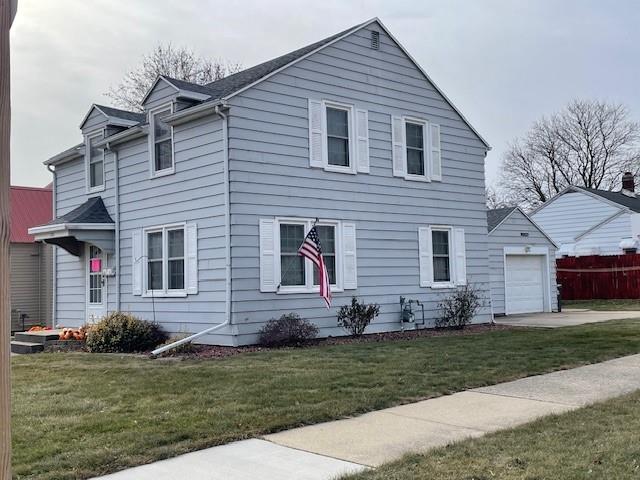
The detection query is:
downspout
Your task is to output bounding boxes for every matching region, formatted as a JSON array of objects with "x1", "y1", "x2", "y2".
[
  {"x1": 105, "y1": 143, "x2": 120, "y2": 311},
  {"x1": 151, "y1": 105, "x2": 231, "y2": 355},
  {"x1": 47, "y1": 164, "x2": 56, "y2": 327}
]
